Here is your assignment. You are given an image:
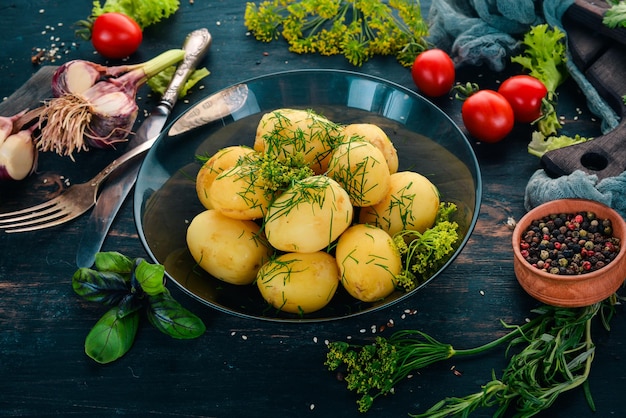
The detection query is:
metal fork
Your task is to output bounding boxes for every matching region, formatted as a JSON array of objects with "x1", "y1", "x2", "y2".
[{"x1": 0, "y1": 138, "x2": 157, "y2": 233}]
